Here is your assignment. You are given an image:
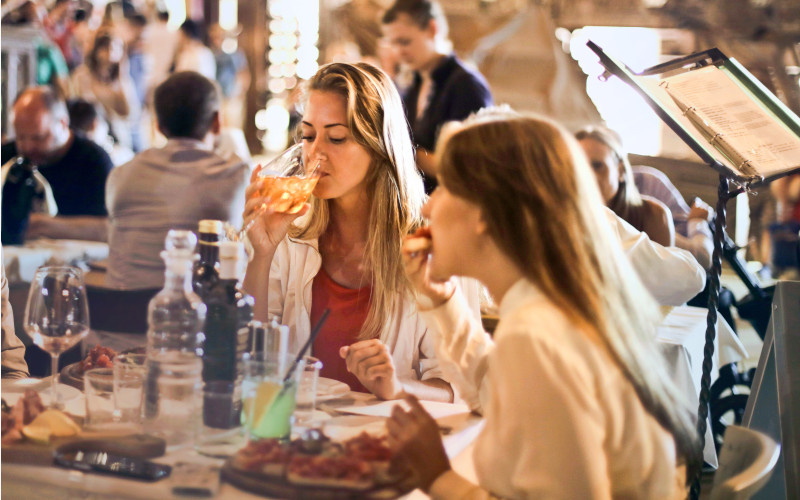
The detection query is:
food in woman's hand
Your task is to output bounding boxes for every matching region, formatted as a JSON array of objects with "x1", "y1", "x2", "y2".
[
  {"x1": 405, "y1": 226, "x2": 432, "y2": 254},
  {"x1": 231, "y1": 431, "x2": 402, "y2": 490},
  {"x1": 79, "y1": 345, "x2": 118, "y2": 373}
]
